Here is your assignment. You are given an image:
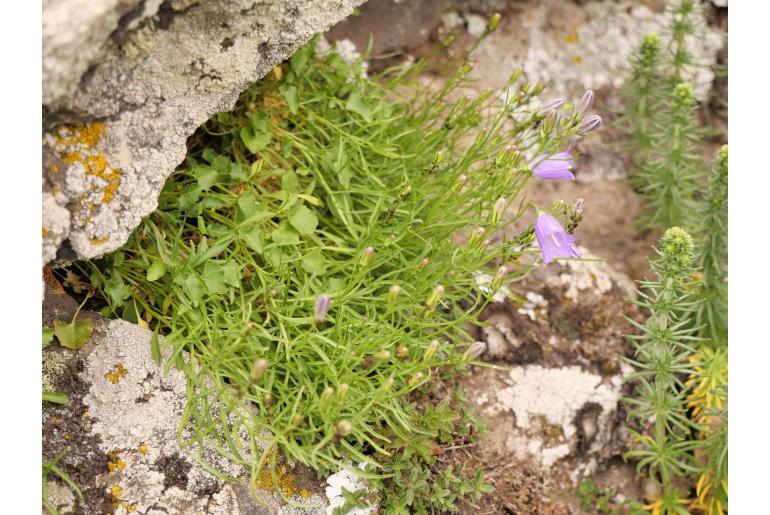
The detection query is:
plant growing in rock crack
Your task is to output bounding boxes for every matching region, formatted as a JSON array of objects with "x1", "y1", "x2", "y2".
[
  {"x1": 65, "y1": 28, "x2": 599, "y2": 507},
  {"x1": 693, "y1": 145, "x2": 727, "y2": 347},
  {"x1": 622, "y1": 228, "x2": 702, "y2": 513}
]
